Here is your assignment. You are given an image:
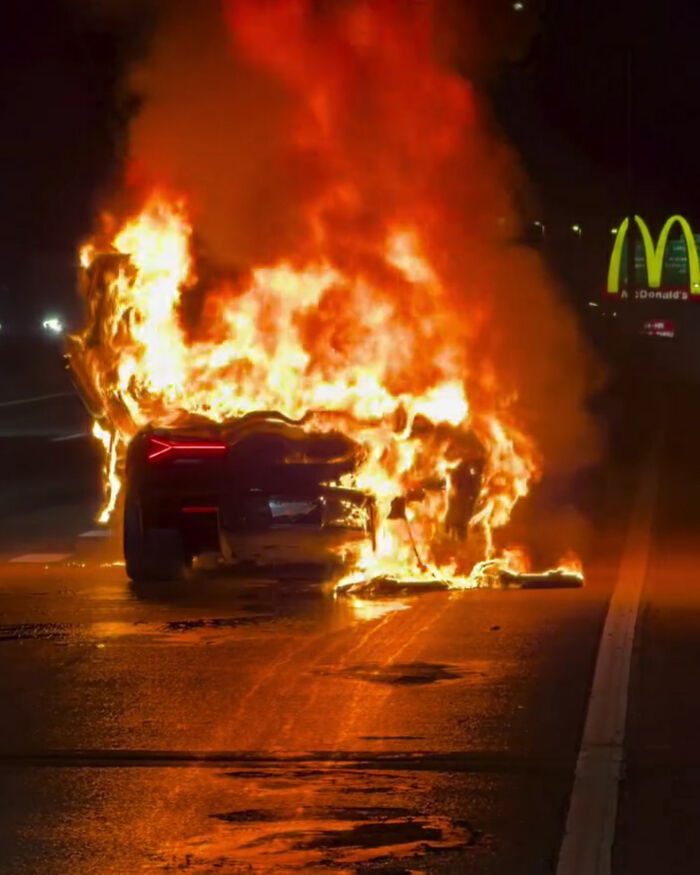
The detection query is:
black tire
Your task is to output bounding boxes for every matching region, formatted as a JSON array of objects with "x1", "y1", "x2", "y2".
[{"x1": 123, "y1": 499, "x2": 186, "y2": 583}]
